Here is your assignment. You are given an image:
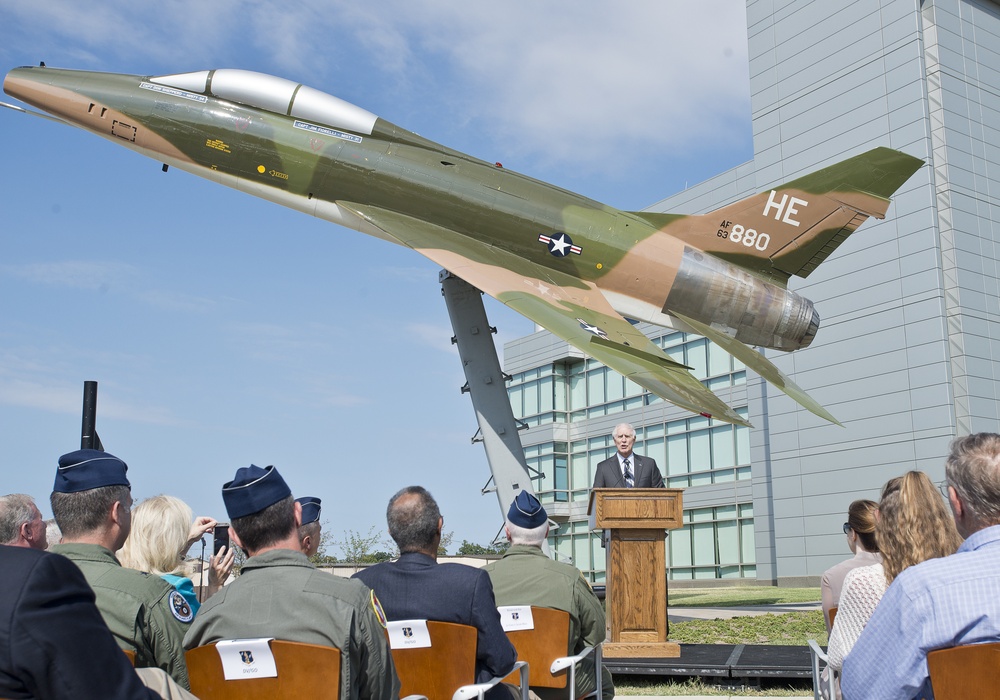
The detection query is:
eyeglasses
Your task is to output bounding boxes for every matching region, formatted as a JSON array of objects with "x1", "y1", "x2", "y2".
[
  {"x1": 939, "y1": 480, "x2": 951, "y2": 498},
  {"x1": 842, "y1": 522, "x2": 851, "y2": 535}
]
